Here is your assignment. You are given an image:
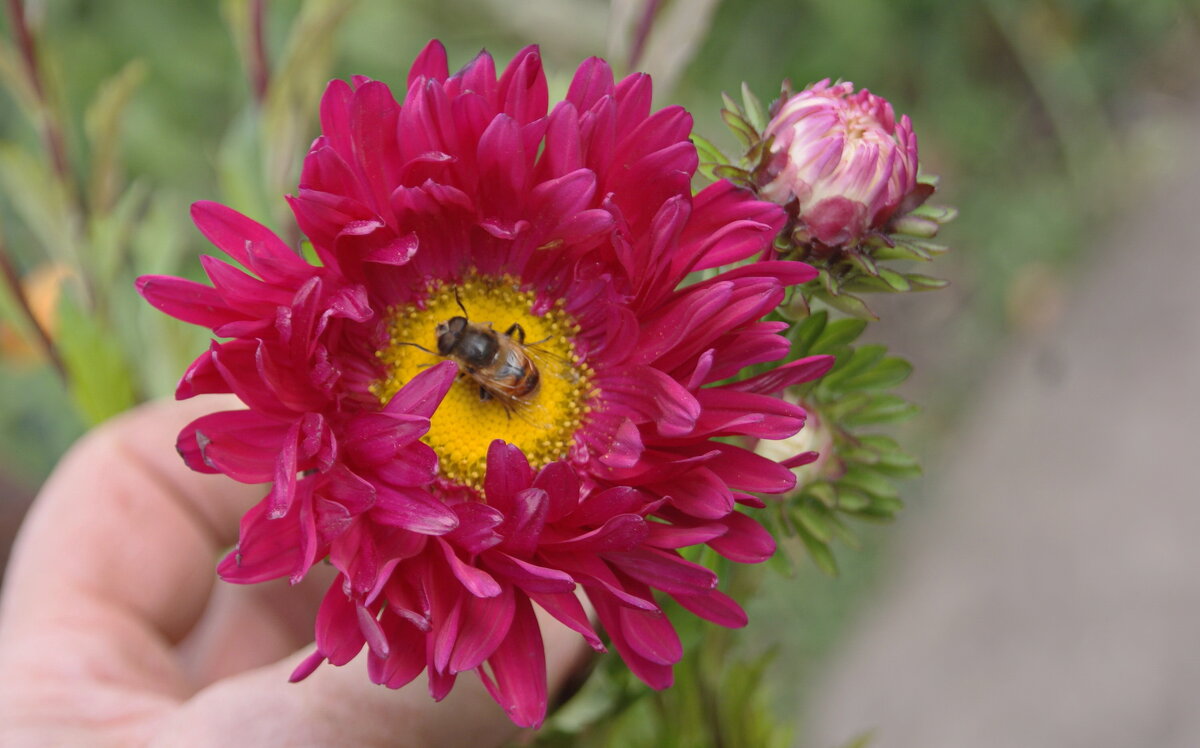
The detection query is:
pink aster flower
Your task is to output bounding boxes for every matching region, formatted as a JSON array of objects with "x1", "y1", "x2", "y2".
[
  {"x1": 138, "y1": 41, "x2": 834, "y2": 728},
  {"x1": 757, "y1": 79, "x2": 919, "y2": 247}
]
